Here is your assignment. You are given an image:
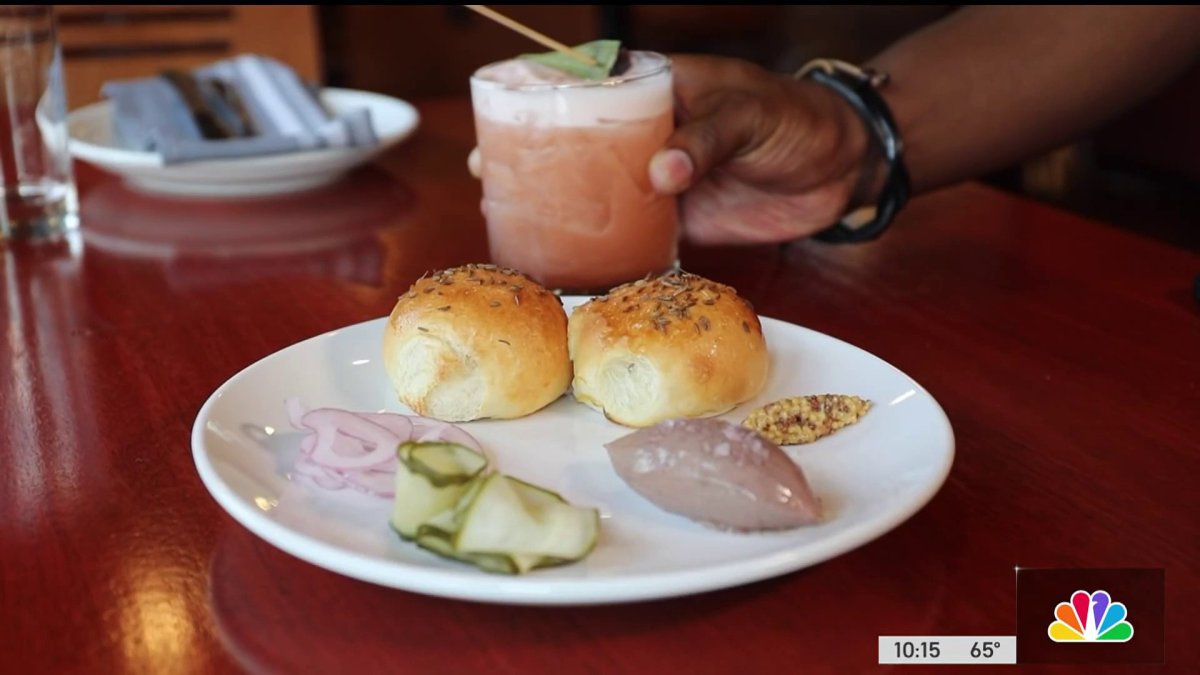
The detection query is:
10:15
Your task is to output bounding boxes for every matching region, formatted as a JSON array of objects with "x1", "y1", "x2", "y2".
[{"x1": 894, "y1": 641, "x2": 941, "y2": 659}]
